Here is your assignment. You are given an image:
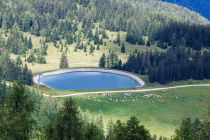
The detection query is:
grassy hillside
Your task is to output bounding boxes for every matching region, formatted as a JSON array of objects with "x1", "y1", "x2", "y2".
[
  {"x1": 73, "y1": 86, "x2": 210, "y2": 137},
  {"x1": 9, "y1": 30, "x2": 161, "y2": 74}
]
